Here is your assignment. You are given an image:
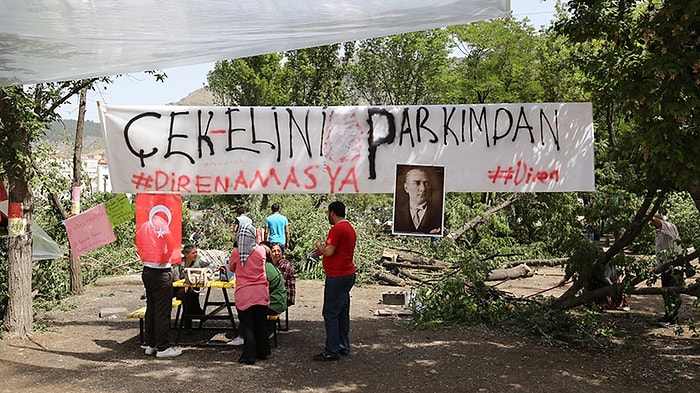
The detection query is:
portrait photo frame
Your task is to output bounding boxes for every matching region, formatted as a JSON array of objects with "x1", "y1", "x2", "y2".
[{"x1": 392, "y1": 164, "x2": 445, "y2": 237}]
